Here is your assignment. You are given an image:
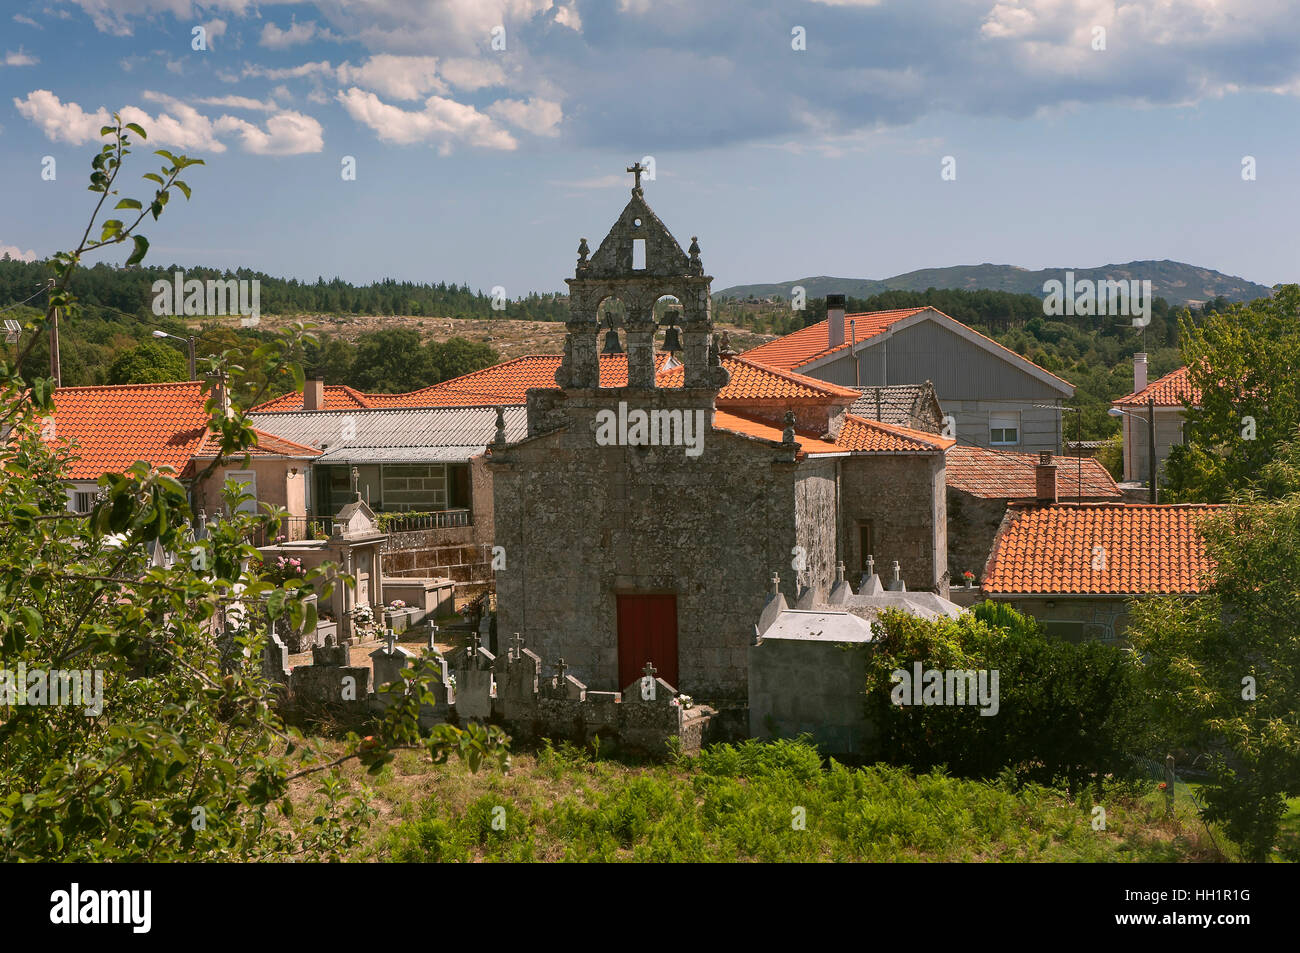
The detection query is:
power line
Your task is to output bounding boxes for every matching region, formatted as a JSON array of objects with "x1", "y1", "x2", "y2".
[{"x1": 0, "y1": 285, "x2": 50, "y2": 316}]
